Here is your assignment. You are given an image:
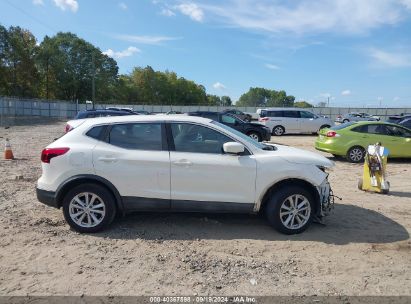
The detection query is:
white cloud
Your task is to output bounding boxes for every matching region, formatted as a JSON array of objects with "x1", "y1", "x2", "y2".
[
  {"x1": 119, "y1": 2, "x2": 127, "y2": 10},
  {"x1": 103, "y1": 46, "x2": 141, "y2": 59},
  {"x1": 197, "y1": 0, "x2": 409, "y2": 35},
  {"x1": 369, "y1": 48, "x2": 411, "y2": 68},
  {"x1": 265, "y1": 63, "x2": 280, "y2": 70},
  {"x1": 341, "y1": 90, "x2": 351, "y2": 96},
  {"x1": 33, "y1": 0, "x2": 44, "y2": 6},
  {"x1": 53, "y1": 0, "x2": 78, "y2": 12},
  {"x1": 213, "y1": 82, "x2": 226, "y2": 90},
  {"x1": 115, "y1": 34, "x2": 182, "y2": 45},
  {"x1": 176, "y1": 3, "x2": 204, "y2": 22},
  {"x1": 160, "y1": 8, "x2": 175, "y2": 16}
]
